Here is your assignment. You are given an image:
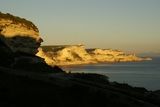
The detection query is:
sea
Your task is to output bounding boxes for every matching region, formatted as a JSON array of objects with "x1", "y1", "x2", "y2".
[{"x1": 62, "y1": 57, "x2": 160, "y2": 91}]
